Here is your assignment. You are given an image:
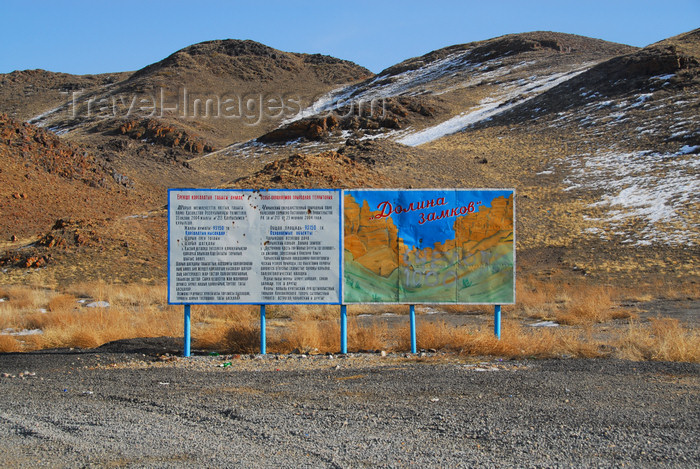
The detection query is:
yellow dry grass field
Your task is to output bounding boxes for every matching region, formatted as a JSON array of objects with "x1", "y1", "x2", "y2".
[{"x1": 0, "y1": 280, "x2": 698, "y2": 363}]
